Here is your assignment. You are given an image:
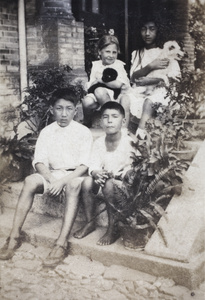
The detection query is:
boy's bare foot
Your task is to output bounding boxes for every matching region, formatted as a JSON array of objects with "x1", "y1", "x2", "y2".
[
  {"x1": 97, "y1": 228, "x2": 120, "y2": 246},
  {"x1": 73, "y1": 222, "x2": 96, "y2": 239}
]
